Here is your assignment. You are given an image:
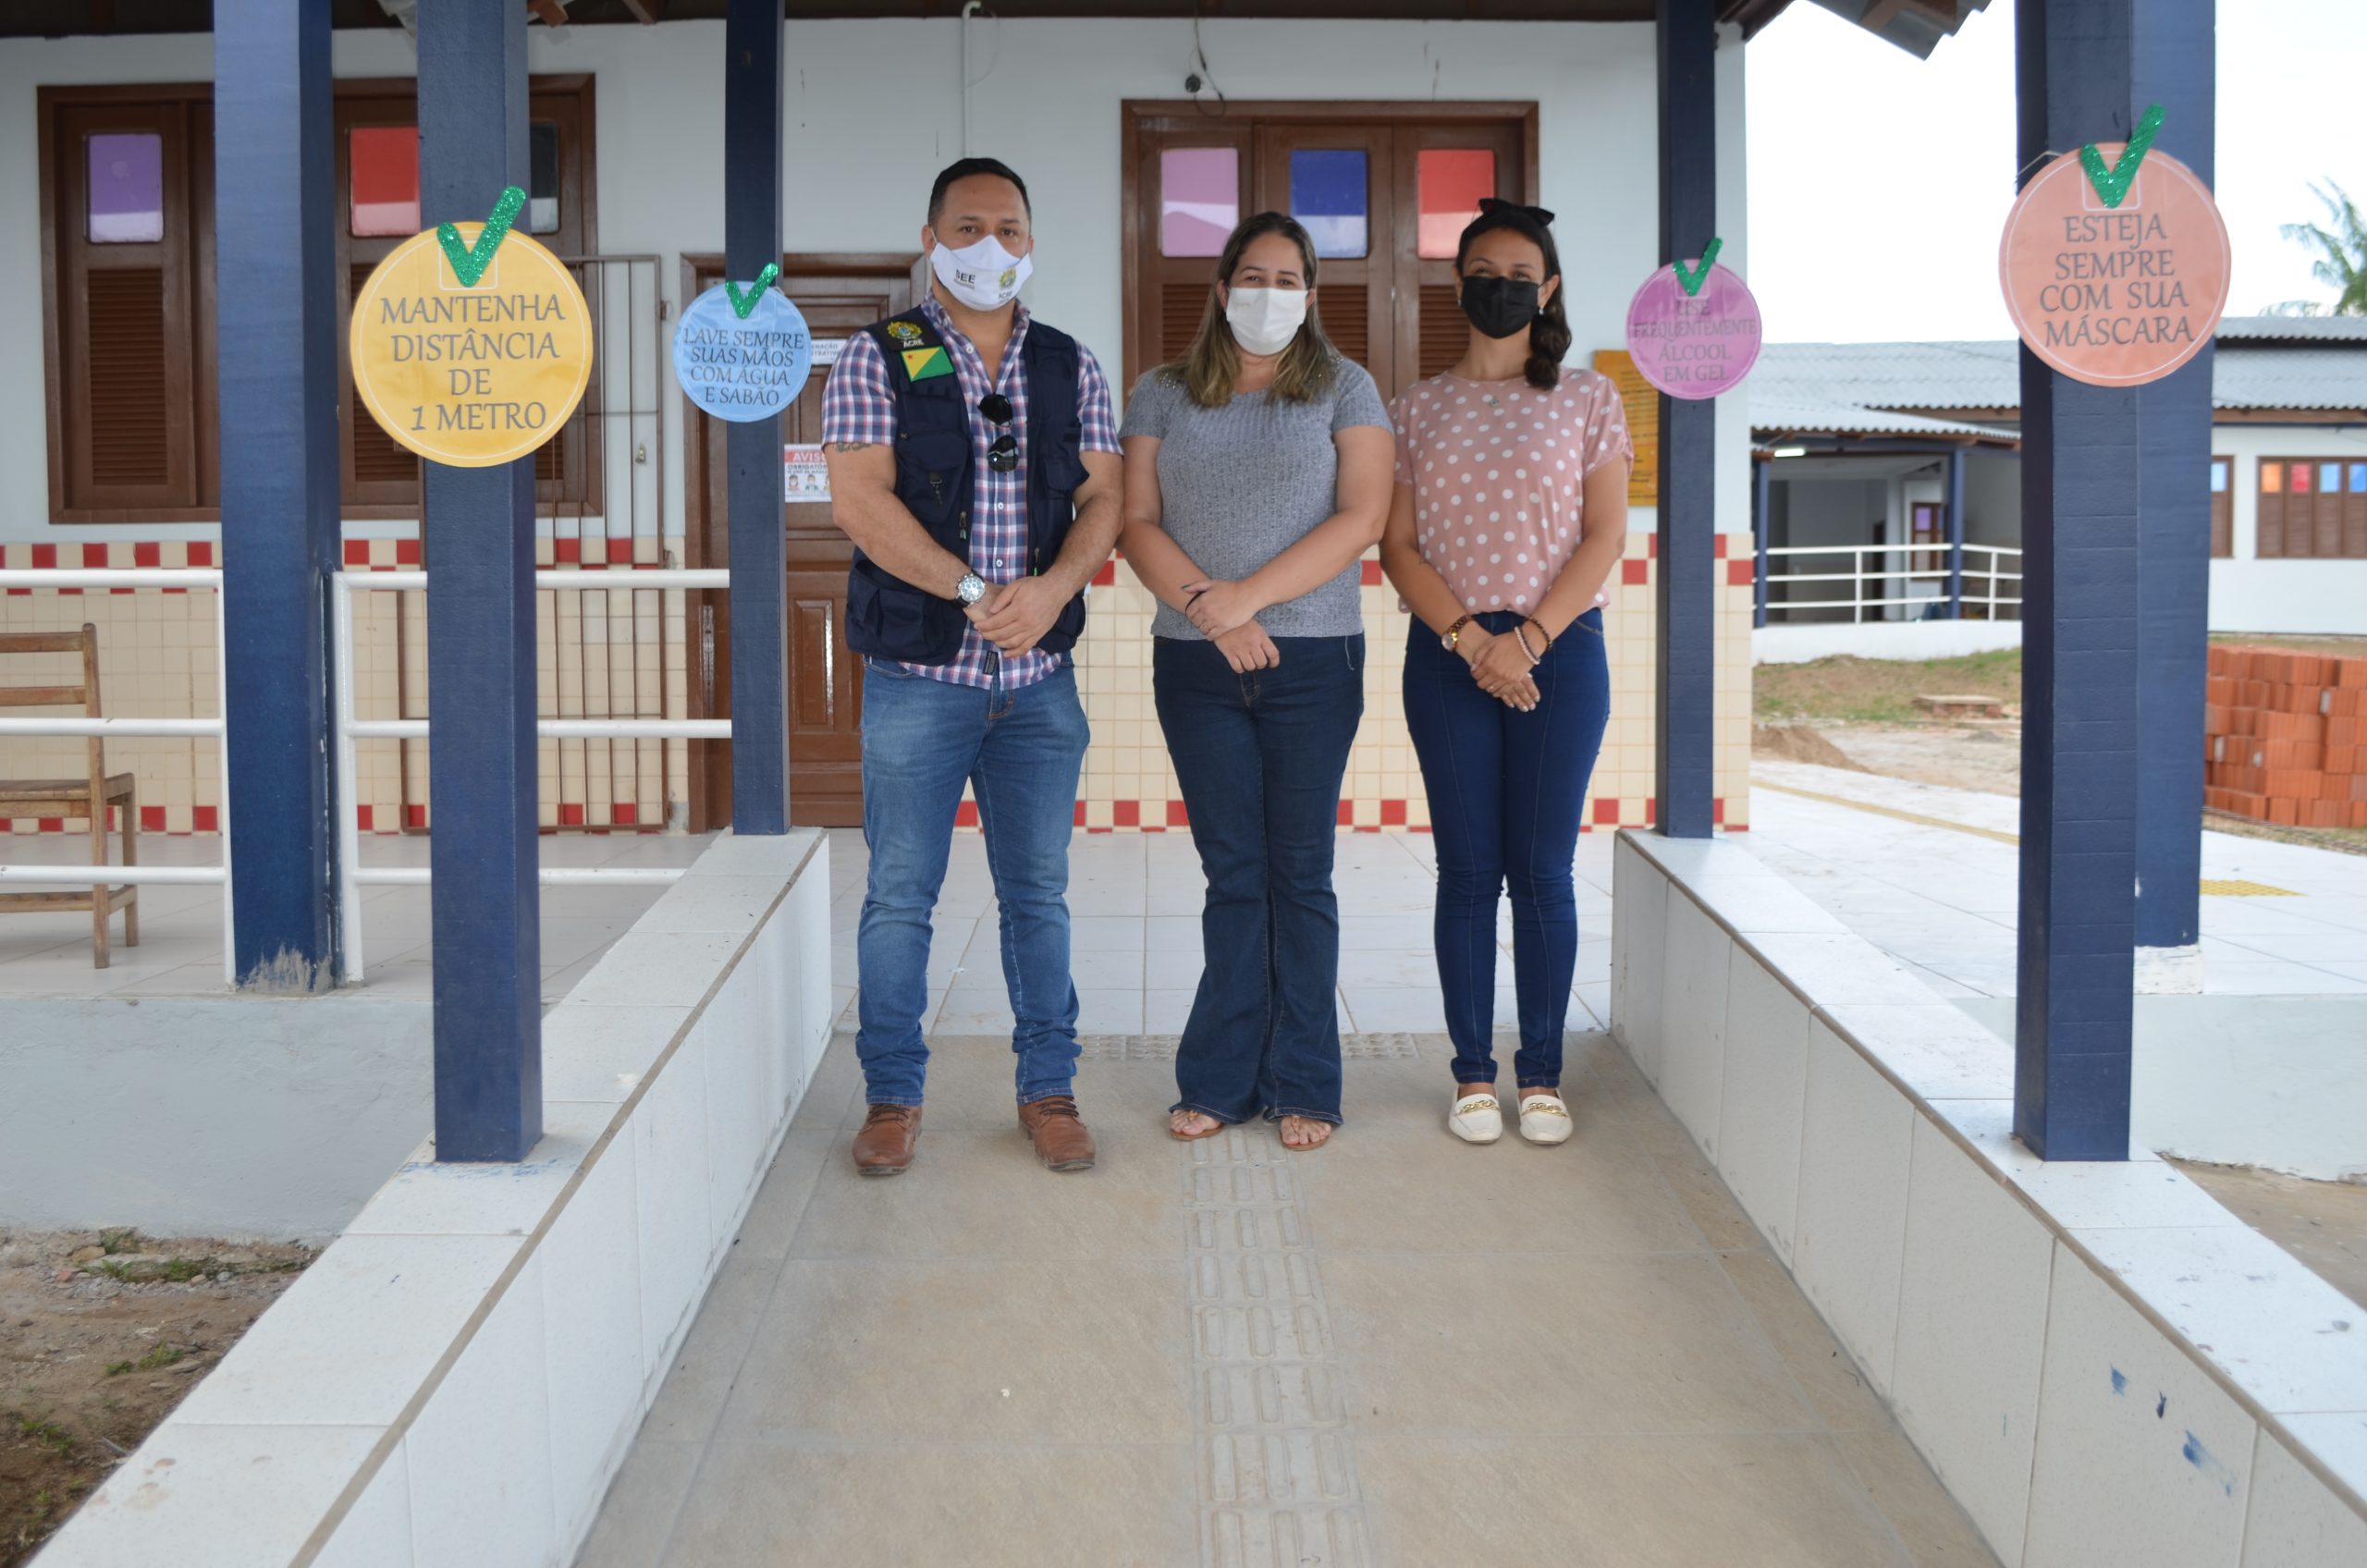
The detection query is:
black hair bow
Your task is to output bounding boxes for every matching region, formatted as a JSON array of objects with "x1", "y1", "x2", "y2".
[{"x1": 1477, "y1": 196, "x2": 1557, "y2": 227}]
